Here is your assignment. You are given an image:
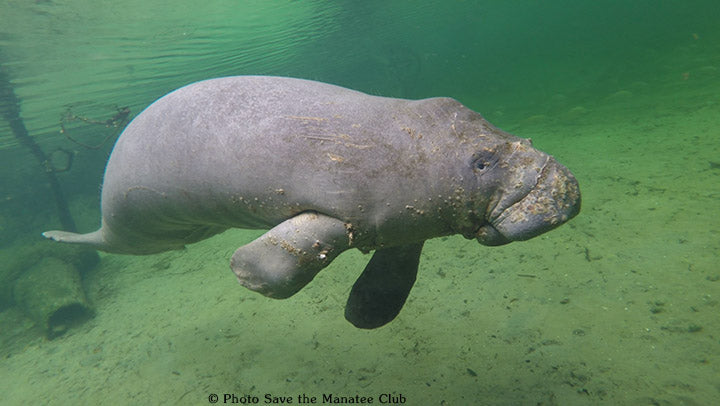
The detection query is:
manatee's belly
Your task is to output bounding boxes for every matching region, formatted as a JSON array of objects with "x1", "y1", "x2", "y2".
[
  {"x1": 100, "y1": 160, "x2": 423, "y2": 252},
  {"x1": 100, "y1": 158, "x2": 376, "y2": 247}
]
